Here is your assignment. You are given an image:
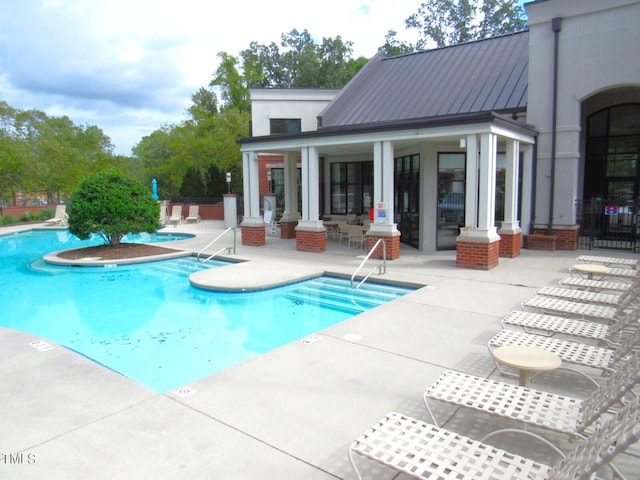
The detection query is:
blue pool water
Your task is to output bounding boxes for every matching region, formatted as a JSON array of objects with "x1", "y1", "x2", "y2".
[{"x1": 0, "y1": 229, "x2": 413, "y2": 392}]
